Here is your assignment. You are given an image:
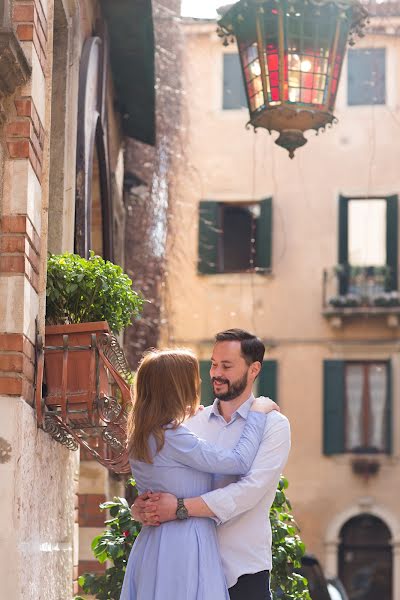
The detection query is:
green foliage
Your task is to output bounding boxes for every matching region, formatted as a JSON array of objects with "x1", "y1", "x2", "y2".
[
  {"x1": 46, "y1": 252, "x2": 144, "y2": 333},
  {"x1": 77, "y1": 479, "x2": 140, "y2": 600},
  {"x1": 270, "y1": 477, "x2": 311, "y2": 600},
  {"x1": 76, "y1": 477, "x2": 311, "y2": 600}
]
